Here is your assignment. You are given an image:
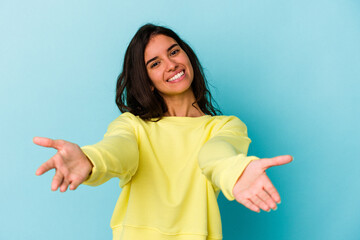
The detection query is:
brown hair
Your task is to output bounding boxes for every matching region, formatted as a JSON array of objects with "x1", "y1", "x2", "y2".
[{"x1": 116, "y1": 23, "x2": 221, "y2": 121}]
